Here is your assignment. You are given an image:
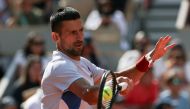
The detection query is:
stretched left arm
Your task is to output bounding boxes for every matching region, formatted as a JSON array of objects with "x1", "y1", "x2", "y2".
[{"x1": 115, "y1": 36, "x2": 176, "y2": 84}]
